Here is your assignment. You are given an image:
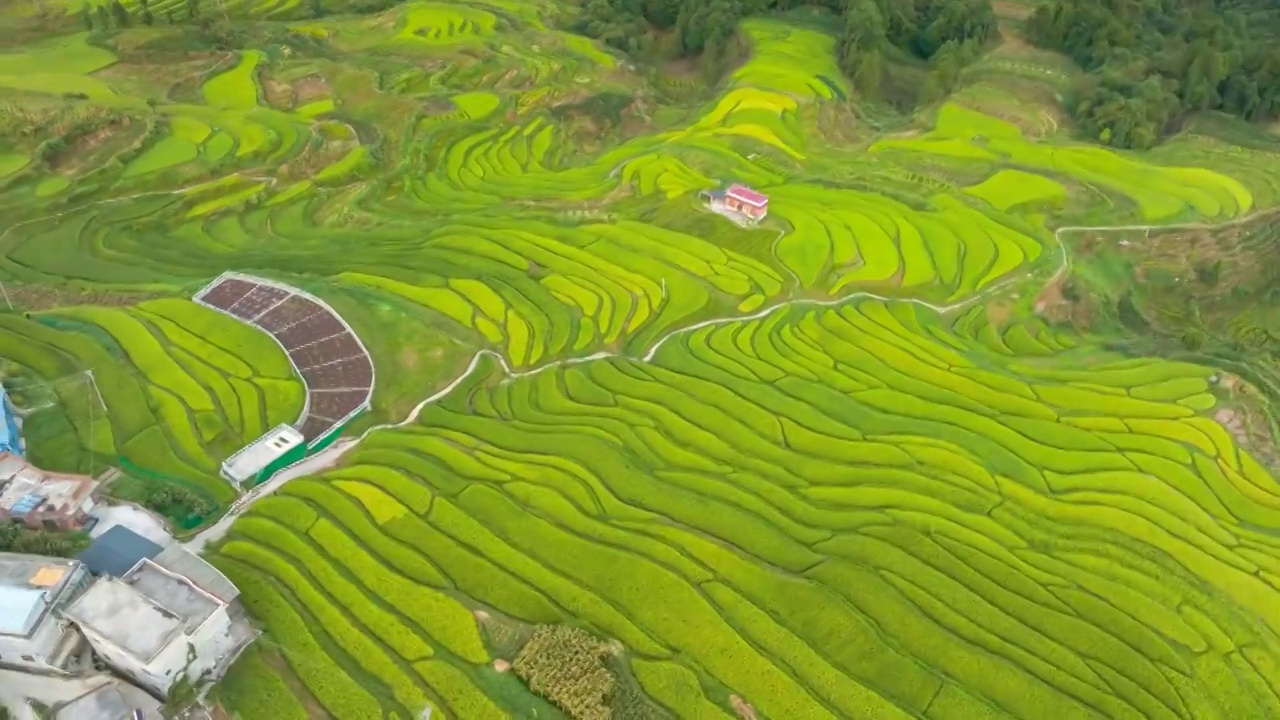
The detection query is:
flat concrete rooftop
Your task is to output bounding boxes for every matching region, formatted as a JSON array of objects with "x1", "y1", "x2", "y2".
[
  {"x1": 129, "y1": 562, "x2": 218, "y2": 632},
  {"x1": 65, "y1": 579, "x2": 182, "y2": 663},
  {"x1": 65, "y1": 560, "x2": 221, "y2": 662}
]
